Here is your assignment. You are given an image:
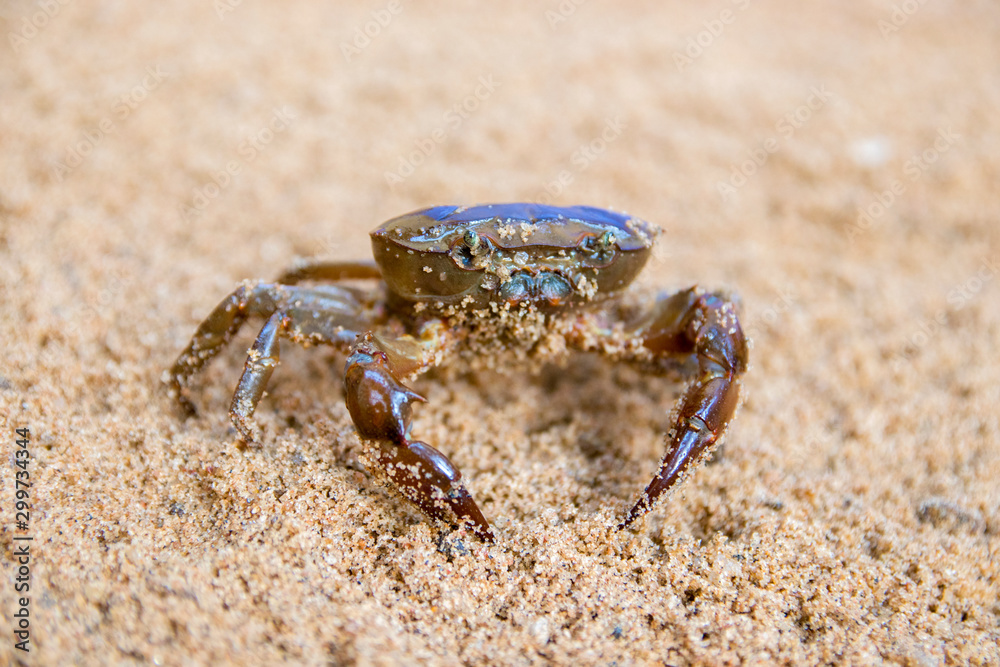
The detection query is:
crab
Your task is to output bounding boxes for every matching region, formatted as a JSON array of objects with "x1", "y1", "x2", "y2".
[{"x1": 168, "y1": 203, "x2": 748, "y2": 542}]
